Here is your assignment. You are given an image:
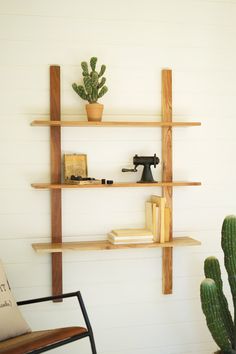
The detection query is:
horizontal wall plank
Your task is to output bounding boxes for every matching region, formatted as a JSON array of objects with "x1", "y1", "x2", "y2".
[
  {"x1": 1, "y1": 253, "x2": 220, "y2": 288},
  {"x1": 0, "y1": 15, "x2": 236, "y2": 52},
  {"x1": 0, "y1": 0, "x2": 236, "y2": 27}
]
